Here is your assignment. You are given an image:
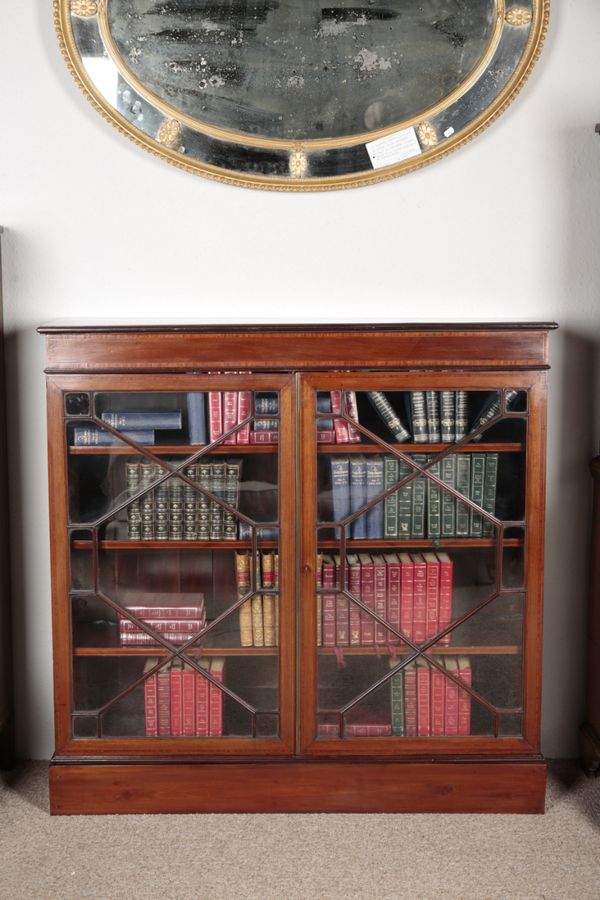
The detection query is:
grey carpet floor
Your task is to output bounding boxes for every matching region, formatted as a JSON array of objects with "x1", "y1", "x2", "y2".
[{"x1": 1, "y1": 762, "x2": 599, "y2": 900}]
